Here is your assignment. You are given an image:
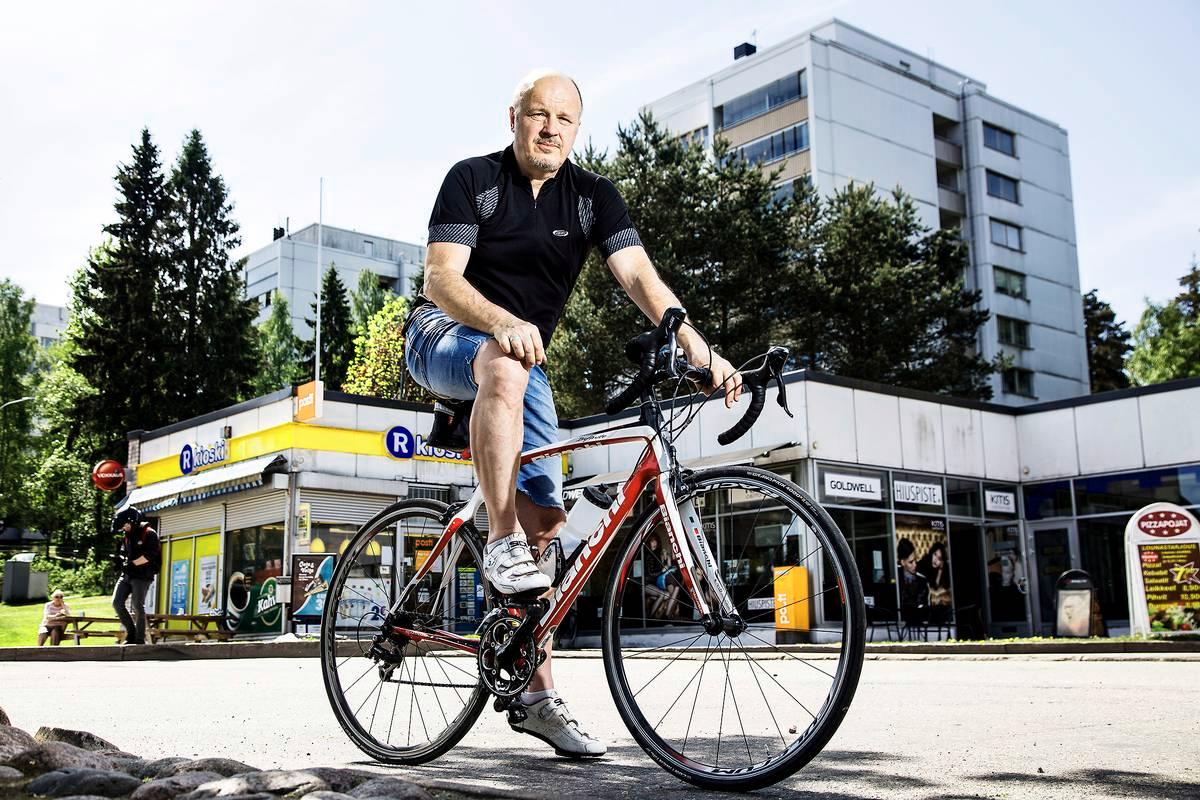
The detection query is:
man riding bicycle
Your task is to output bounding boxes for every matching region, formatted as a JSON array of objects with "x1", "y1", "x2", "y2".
[{"x1": 403, "y1": 68, "x2": 743, "y2": 757}]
